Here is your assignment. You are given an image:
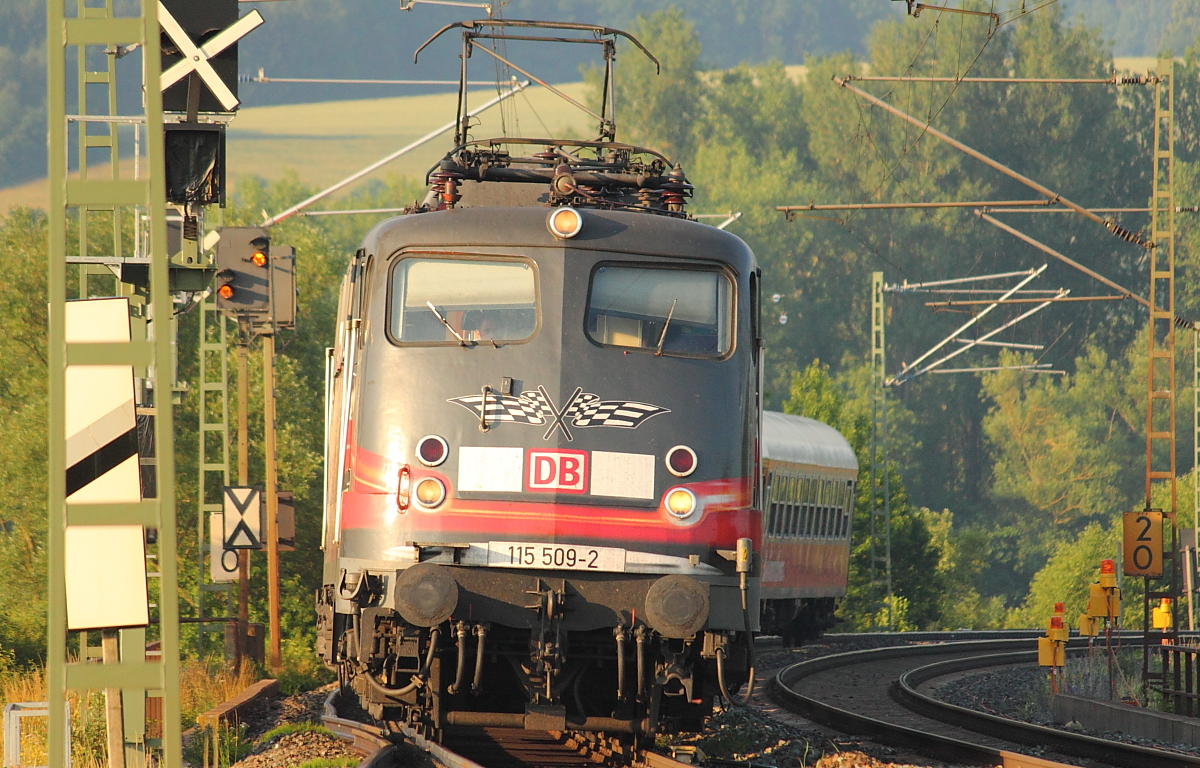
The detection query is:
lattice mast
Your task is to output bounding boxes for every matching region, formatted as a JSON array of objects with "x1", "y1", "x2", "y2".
[
  {"x1": 47, "y1": 0, "x2": 182, "y2": 764},
  {"x1": 869, "y1": 272, "x2": 894, "y2": 630},
  {"x1": 1144, "y1": 58, "x2": 1180, "y2": 695},
  {"x1": 198, "y1": 299, "x2": 233, "y2": 656}
]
